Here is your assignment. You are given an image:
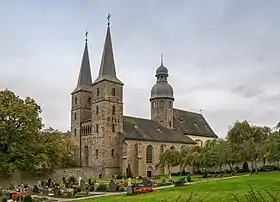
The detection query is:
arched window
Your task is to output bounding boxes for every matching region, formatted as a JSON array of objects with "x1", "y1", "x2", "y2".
[
  {"x1": 111, "y1": 149, "x2": 115, "y2": 157},
  {"x1": 88, "y1": 97, "x2": 91, "y2": 105},
  {"x1": 169, "y1": 101, "x2": 172, "y2": 109},
  {"x1": 74, "y1": 97, "x2": 77, "y2": 105},
  {"x1": 112, "y1": 88, "x2": 116, "y2": 96},
  {"x1": 84, "y1": 146, "x2": 89, "y2": 166},
  {"x1": 96, "y1": 124, "x2": 99, "y2": 133},
  {"x1": 170, "y1": 146, "x2": 175, "y2": 150},
  {"x1": 96, "y1": 106, "x2": 99, "y2": 114},
  {"x1": 160, "y1": 100, "x2": 164, "y2": 109},
  {"x1": 112, "y1": 106, "x2": 115, "y2": 115},
  {"x1": 89, "y1": 126, "x2": 92, "y2": 133},
  {"x1": 96, "y1": 149, "x2": 98, "y2": 158},
  {"x1": 152, "y1": 102, "x2": 156, "y2": 109},
  {"x1": 74, "y1": 129, "x2": 77, "y2": 136},
  {"x1": 74, "y1": 112, "x2": 76, "y2": 120},
  {"x1": 112, "y1": 124, "x2": 115, "y2": 133},
  {"x1": 97, "y1": 88, "x2": 100, "y2": 96},
  {"x1": 146, "y1": 145, "x2": 153, "y2": 163}
]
